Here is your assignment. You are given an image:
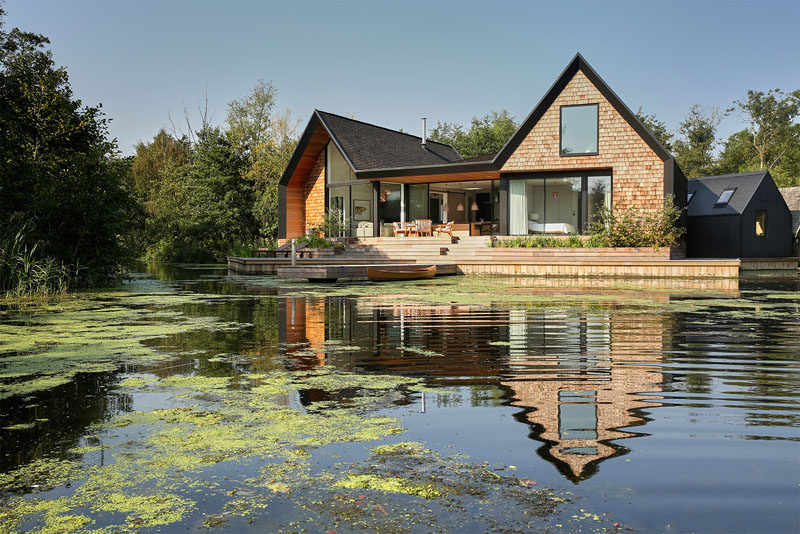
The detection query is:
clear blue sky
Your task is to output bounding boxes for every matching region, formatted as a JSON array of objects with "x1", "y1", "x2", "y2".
[{"x1": 5, "y1": 0, "x2": 799, "y2": 156}]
